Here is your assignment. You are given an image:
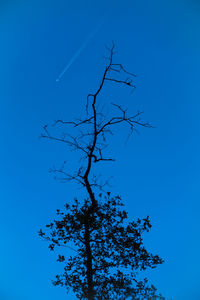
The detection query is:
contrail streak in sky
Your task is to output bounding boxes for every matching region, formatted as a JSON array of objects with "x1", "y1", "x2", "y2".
[{"x1": 56, "y1": 18, "x2": 105, "y2": 82}]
